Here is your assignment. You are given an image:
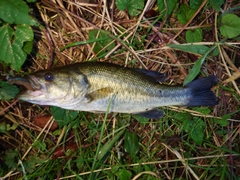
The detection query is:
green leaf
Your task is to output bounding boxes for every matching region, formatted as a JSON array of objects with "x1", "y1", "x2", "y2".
[
  {"x1": 116, "y1": 169, "x2": 132, "y2": 180},
  {"x1": 26, "y1": 0, "x2": 36, "y2": 2},
  {"x1": 192, "y1": 107, "x2": 211, "y2": 115},
  {"x1": 124, "y1": 130, "x2": 139, "y2": 158},
  {"x1": 32, "y1": 140, "x2": 47, "y2": 151},
  {"x1": 0, "y1": 25, "x2": 14, "y2": 63},
  {"x1": 88, "y1": 30, "x2": 115, "y2": 56},
  {"x1": 167, "y1": 44, "x2": 210, "y2": 55},
  {"x1": 186, "y1": 29, "x2": 203, "y2": 43},
  {"x1": 50, "y1": 106, "x2": 78, "y2": 128},
  {"x1": 0, "y1": 81, "x2": 19, "y2": 100},
  {"x1": 23, "y1": 40, "x2": 33, "y2": 54},
  {"x1": 216, "y1": 111, "x2": 239, "y2": 126},
  {"x1": 0, "y1": 122, "x2": 7, "y2": 133},
  {"x1": 174, "y1": 113, "x2": 192, "y2": 122},
  {"x1": 23, "y1": 156, "x2": 46, "y2": 173},
  {"x1": 0, "y1": 0, "x2": 38, "y2": 25},
  {"x1": 218, "y1": 115, "x2": 230, "y2": 126},
  {"x1": 98, "y1": 129, "x2": 125, "y2": 160},
  {"x1": 183, "y1": 56, "x2": 205, "y2": 86},
  {"x1": 116, "y1": 0, "x2": 145, "y2": 16},
  {"x1": 183, "y1": 45, "x2": 217, "y2": 85},
  {"x1": 216, "y1": 115, "x2": 229, "y2": 126},
  {"x1": 220, "y1": 14, "x2": 240, "y2": 38},
  {"x1": 211, "y1": 47, "x2": 220, "y2": 56},
  {"x1": 177, "y1": 4, "x2": 195, "y2": 24},
  {"x1": 0, "y1": 24, "x2": 34, "y2": 71},
  {"x1": 3, "y1": 150, "x2": 19, "y2": 169},
  {"x1": 133, "y1": 114, "x2": 150, "y2": 124},
  {"x1": 190, "y1": 0, "x2": 203, "y2": 10},
  {"x1": 183, "y1": 118, "x2": 206, "y2": 145},
  {"x1": 6, "y1": 123, "x2": 18, "y2": 131},
  {"x1": 209, "y1": 0, "x2": 224, "y2": 12},
  {"x1": 157, "y1": 0, "x2": 178, "y2": 17},
  {"x1": 61, "y1": 36, "x2": 110, "y2": 51}
]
